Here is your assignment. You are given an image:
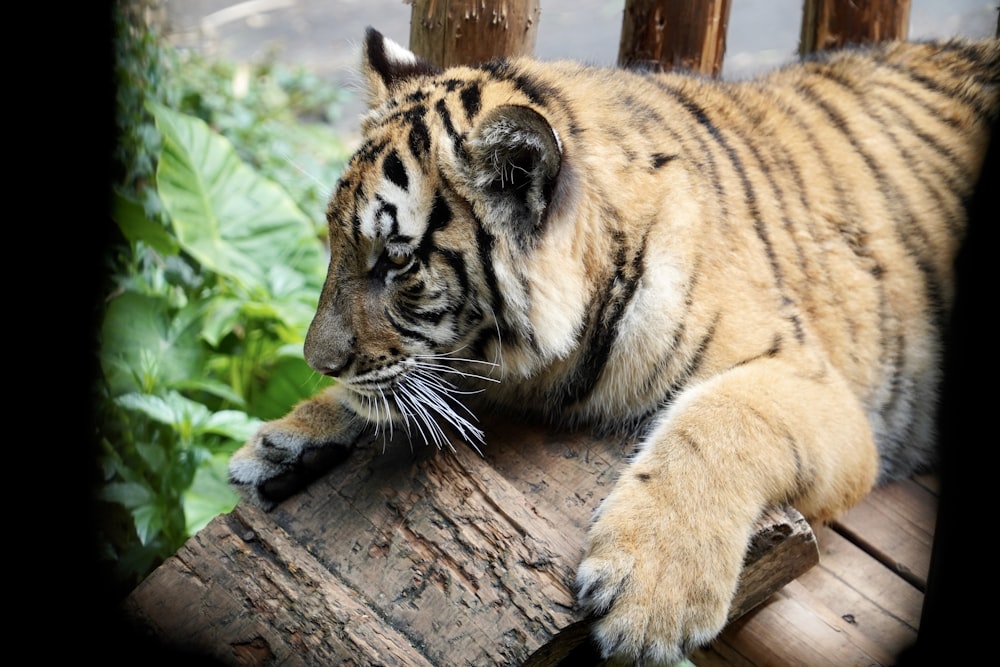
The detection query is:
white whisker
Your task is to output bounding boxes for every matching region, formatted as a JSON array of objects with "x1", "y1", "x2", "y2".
[
  {"x1": 347, "y1": 339, "x2": 500, "y2": 456},
  {"x1": 410, "y1": 360, "x2": 501, "y2": 384}
]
